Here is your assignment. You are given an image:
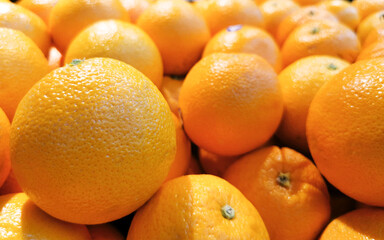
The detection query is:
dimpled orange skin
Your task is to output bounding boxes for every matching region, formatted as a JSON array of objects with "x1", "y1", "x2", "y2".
[
  {"x1": 223, "y1": 146, "x2": 331, "y2": 240},
  {"x1": 307, "y1": 58, "x2": 384, "y2": 206},
  {"x1": 203, "y1": 25, "x2": 282, "y2": 72},
  {"x1": 10, "y1": 58, "x2": 176, "y2": 224},
  {"x1": 18, "y1": 0, "x2": 58, "y2": 25},
  {"x1": 65, "y1": 20, "x2": 163, "y2": 88},
  {"x1": 127, "y1": 174, "x2": 270, "y2": 240},
  {"x1": 357, "y1": 40, "x2": 384, "y2": 61},
  {"x1": 281, "y1": 20, "x2": 361, "y2": 67},
  {"x1": 353, "y1": 0, "x2": 384, "y2": 21},
  {"x1": 363, "y1": 27, "x2": 384, "y2": 48},
  {"x1": 0, "y1": 108, "x2": 10, "y2": 189},
  {"x1": 0, "y1": 2, "x2": 50, "y2": 56},
  {"x1": 119, "y1": 0, "x2": 151, "y2": 23},
  {"x1": 0, "y1": 193, "x2": 92, "y2": 239},
  {"x1": 318, "y1": 0, "x2": 360, "y2": 30},
  {"x1": 87, "y1": 224, "x2": 124, "y2": 240},
  {"x1": 179, "y1": 53, "x2": 283, "y2": 156},
  {"x1": 194, "y1": 0, "x2": 264, "y2": 35},
  {"x1": 137, "y1": 0, "x2": 210, "y2": 76},
  {"x1": 49, "y1": 0, "x2": 129, "y2": 53},
  {"x1": 357, "y1": 10, "x2": 384, "y2": 45},
  {"x1": 0, "y1": 28, "x2": 50, "y2": 121},
  {"x1": 276, "y1": 56, "x2": 350, "y2": 154}
]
